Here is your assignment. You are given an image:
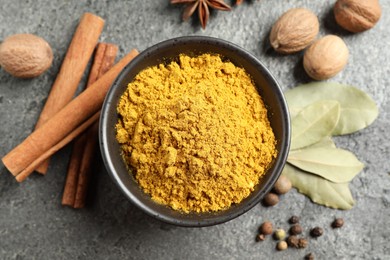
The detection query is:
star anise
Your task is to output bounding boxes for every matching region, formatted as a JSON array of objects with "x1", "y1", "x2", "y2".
[{"x1": 171, "y1": 0, "x2": 231, "y2": 29}]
